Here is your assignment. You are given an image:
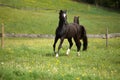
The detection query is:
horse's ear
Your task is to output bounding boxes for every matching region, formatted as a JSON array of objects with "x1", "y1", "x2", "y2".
[{"x1": 59, "y1": 10, "x2": 63, "y2": 13}]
